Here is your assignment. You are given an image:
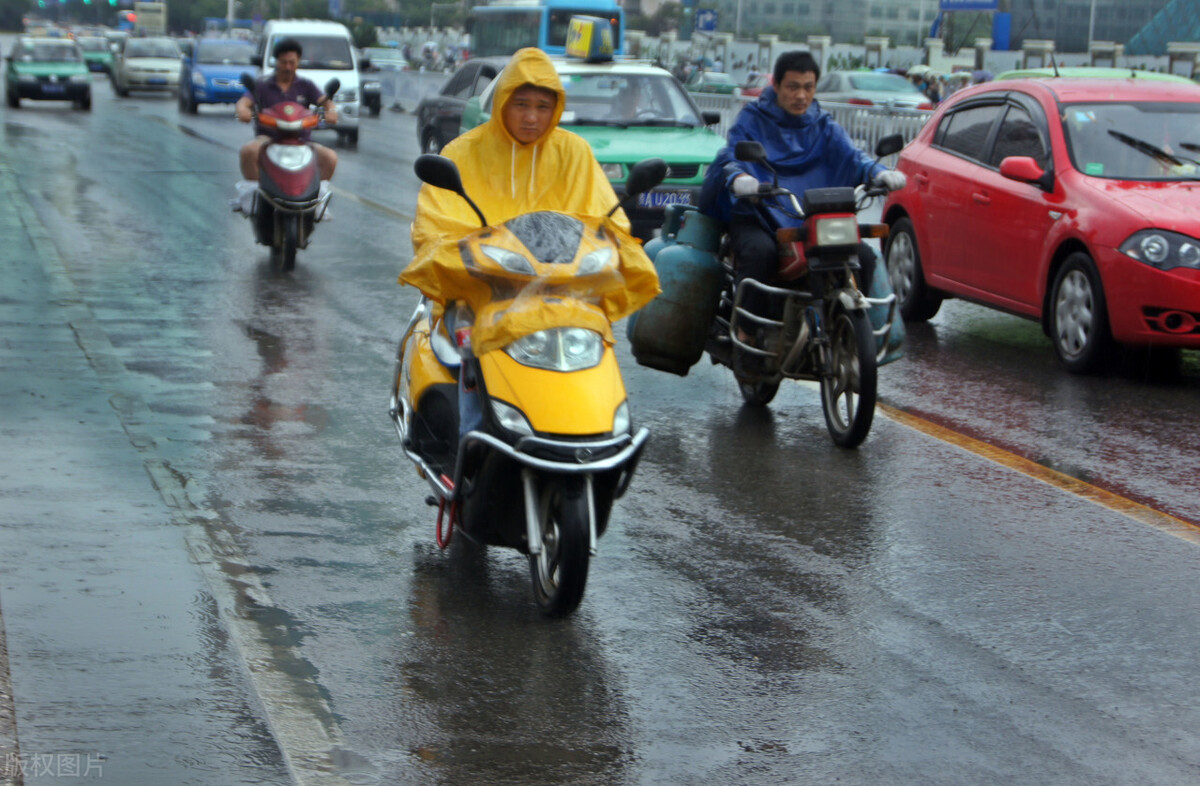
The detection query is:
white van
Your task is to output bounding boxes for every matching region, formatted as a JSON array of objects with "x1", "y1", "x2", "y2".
[{"x1": 258, "y1": 19, "x2": 361, "y2": 148}]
